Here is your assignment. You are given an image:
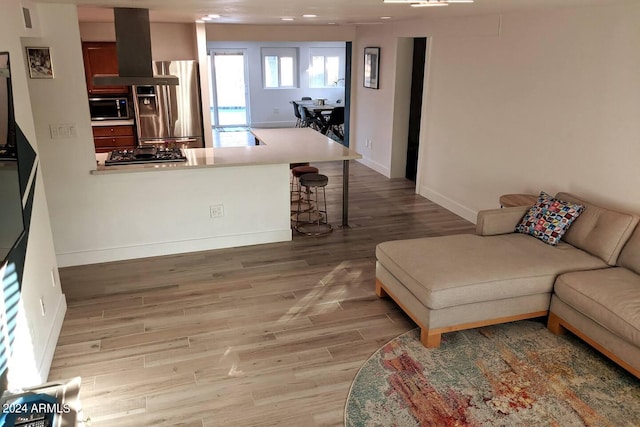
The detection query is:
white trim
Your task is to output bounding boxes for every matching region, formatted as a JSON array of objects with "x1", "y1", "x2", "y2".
[
  {"x1": 37, "y1": 293, "x2": 66, "y2": 382},
  {"x1": 56, "y1": 229, "x2": 292, "y2": 267},
  {"x1": 22, "y1": 157, "x2": 38, "y2": 207},
  {"x1": 419, "y1": 186, "x2": 477, "y2": 224},
  {"x1": 356, "y1": 157, "x2": 389, "y2": 178}
]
